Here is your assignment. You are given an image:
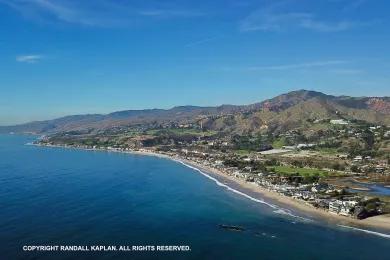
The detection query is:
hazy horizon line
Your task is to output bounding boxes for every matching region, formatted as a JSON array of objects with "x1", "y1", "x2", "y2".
[{"x1": 2, "y1": 89, "x2": 389, "y2": 127}]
